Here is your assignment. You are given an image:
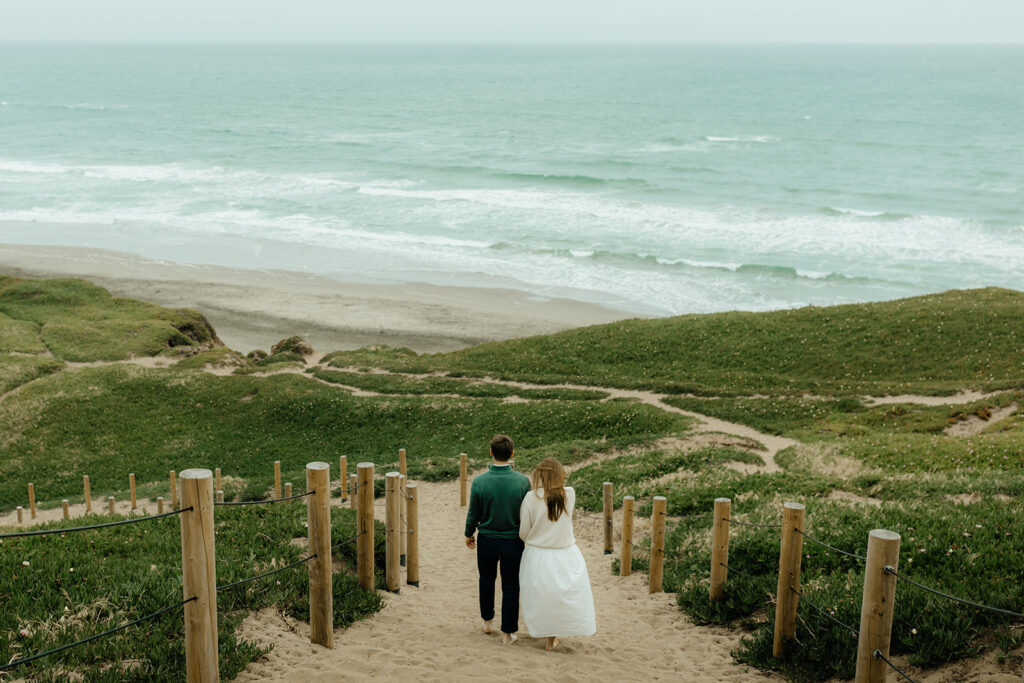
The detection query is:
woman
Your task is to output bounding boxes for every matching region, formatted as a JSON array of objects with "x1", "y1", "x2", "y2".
[{"x1": 518, "y1": 457, "x2": 596, "y2": 651}]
